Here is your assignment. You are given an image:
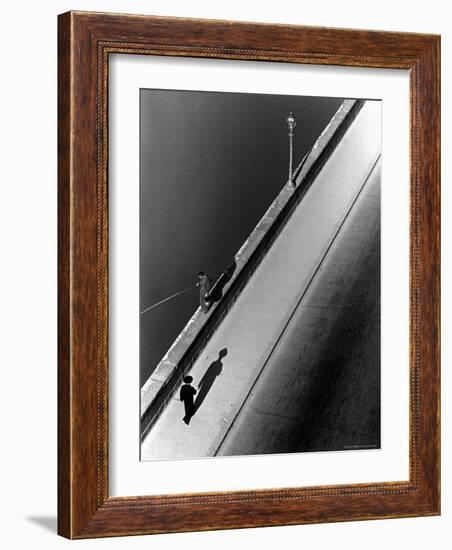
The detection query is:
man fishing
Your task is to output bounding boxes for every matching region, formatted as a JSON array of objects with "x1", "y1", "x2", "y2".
[
  {"x1": 140, "y1": 270, "x2": 213, "y2": 316},
  {"x1": 197, "y1": 271, "x2": 212, "y2": 313}
]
